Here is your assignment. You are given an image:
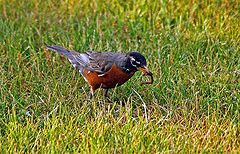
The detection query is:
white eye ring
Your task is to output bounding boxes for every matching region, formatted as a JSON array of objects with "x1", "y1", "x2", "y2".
[
  {"x1": 130, "y1": 57, "x2": 135, "y2": 61},
  {"x1": 131, "y1": 63, "x2": 137, "y2": 67},
  {"x1": 130, "y1": 60, "x2": 137, "y2": 67},
  {"x1": 136, "y1": 61, "x2": 140, "y2": 64}
]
